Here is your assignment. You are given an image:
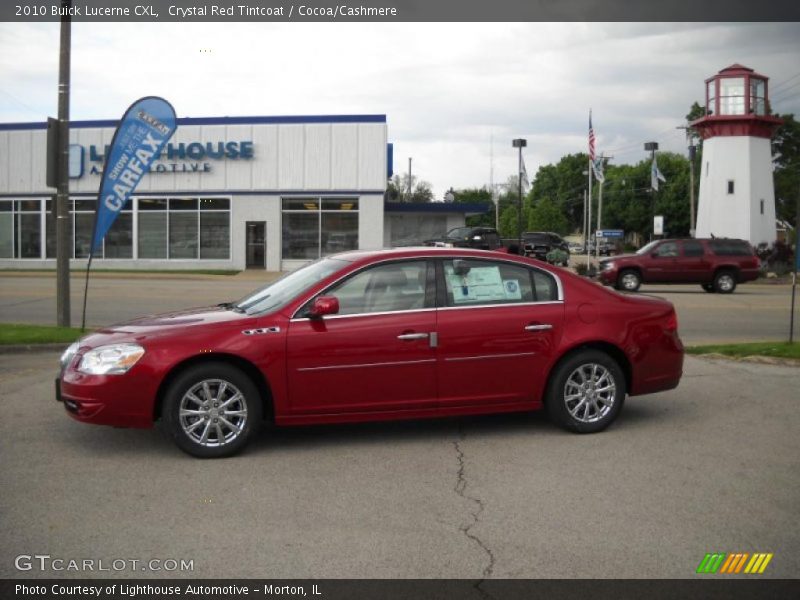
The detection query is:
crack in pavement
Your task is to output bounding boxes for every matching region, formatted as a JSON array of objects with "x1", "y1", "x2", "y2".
[{"x1": 453, "y1": 424, "x2": 496, "y2": 597}]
